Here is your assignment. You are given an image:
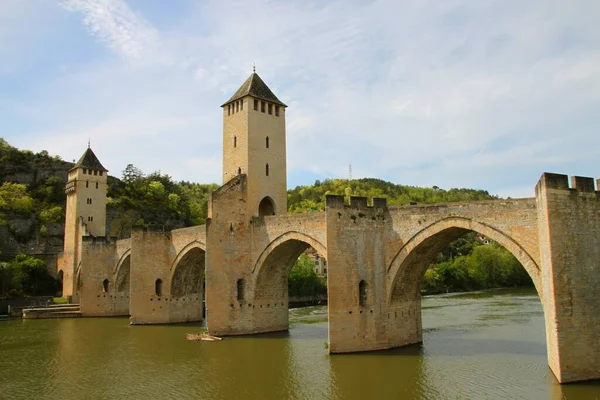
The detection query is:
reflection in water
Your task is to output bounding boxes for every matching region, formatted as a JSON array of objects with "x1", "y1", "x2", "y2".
[{"x1": 1, "y1": 289, "x2": 599, "y2": 399}]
